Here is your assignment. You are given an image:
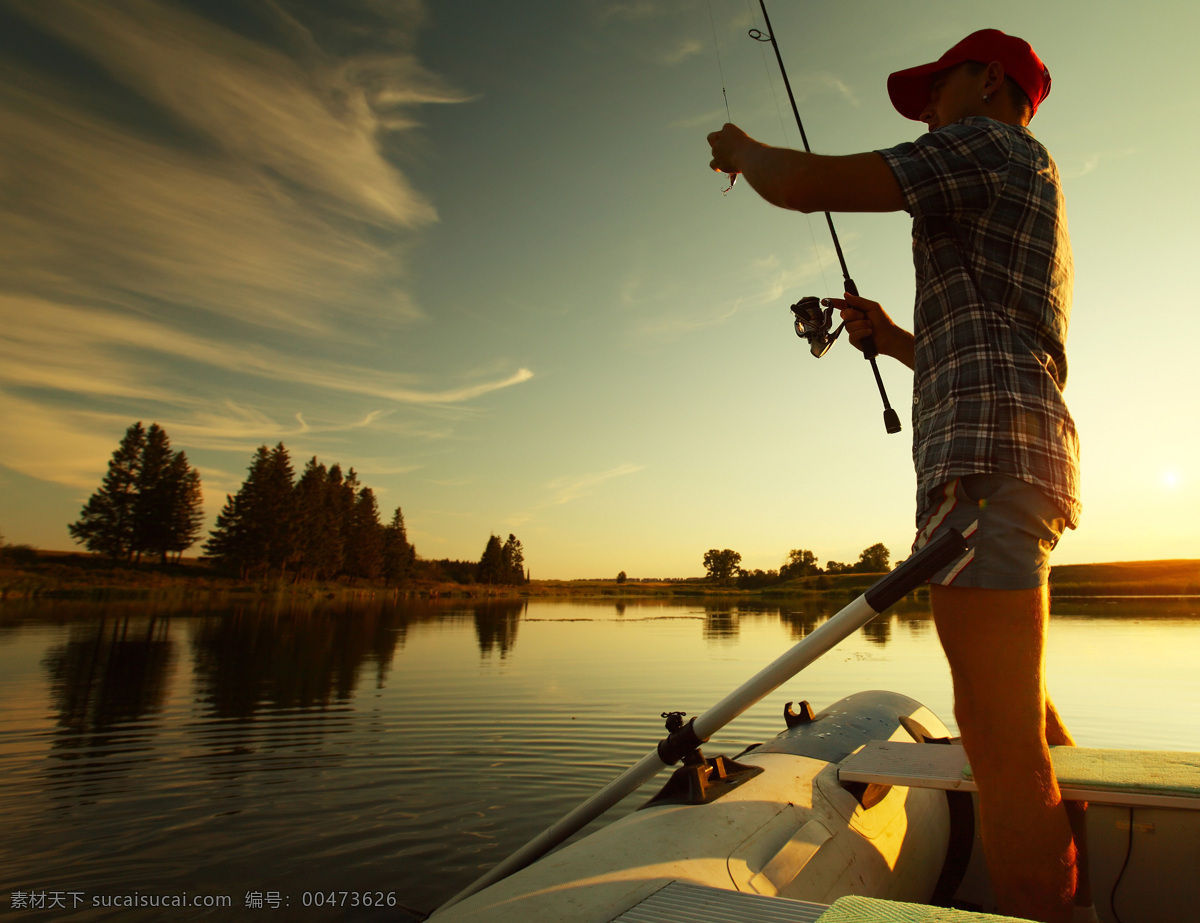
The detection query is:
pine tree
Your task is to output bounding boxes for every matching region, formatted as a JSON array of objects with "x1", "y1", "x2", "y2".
[
  {"x1": 344, "y1": 486, "x2": 384, "y2": 580},
  {"x1": 262, "y1": 444, "x2": 298, "y2": 574},
  {"x1": 293, "y1": 457, "x2": 331, "y2": 580},
  {"x1": 204, "y1": 444, "x2": 295, "y2": 577},
  {"x1": 381, "y1": 506, "x2": 416, "y2": 584},
  {"x1": 478, "y1": 534, "x2": 505, "y2": 584},
  {"x1": 164, "y1": 452, "x2": 204, "y2": 562},
  {"x1": 204, "y1": 447, "x2": 268, "y2": 576},
  {"x1": 132, "y1": 423, "x2": 175, "y2": 562},
  {"x1": 69, "y1": 422, "x2": 146, "y2": 560},
  {"x1": 318, "y1": 464, "x2": 352, "y2": 579},
  {"x1": 501, "y1": 534, "x2": 525, "y2": 585}
]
